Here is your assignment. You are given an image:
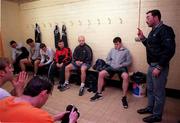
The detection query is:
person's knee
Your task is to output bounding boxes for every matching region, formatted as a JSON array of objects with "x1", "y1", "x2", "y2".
[
  {"x1": 20, "y1": 59, "x2": 26, "y2": 65},
  {"x1": 65, "y1": 64, "x2": 72, "y2": 71},
  {"x1": 81, "y1": 67, "x2": 87, "y2": 73},
  {"x1": 34, "y1": 60, "x2": 40, "y2": 65},
  {"x1": 99, "y1": 71, "x2": 106, "y2": 78},
  {"x1": 121, "y1": 73, "x2": 129, "y2": 81}
]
